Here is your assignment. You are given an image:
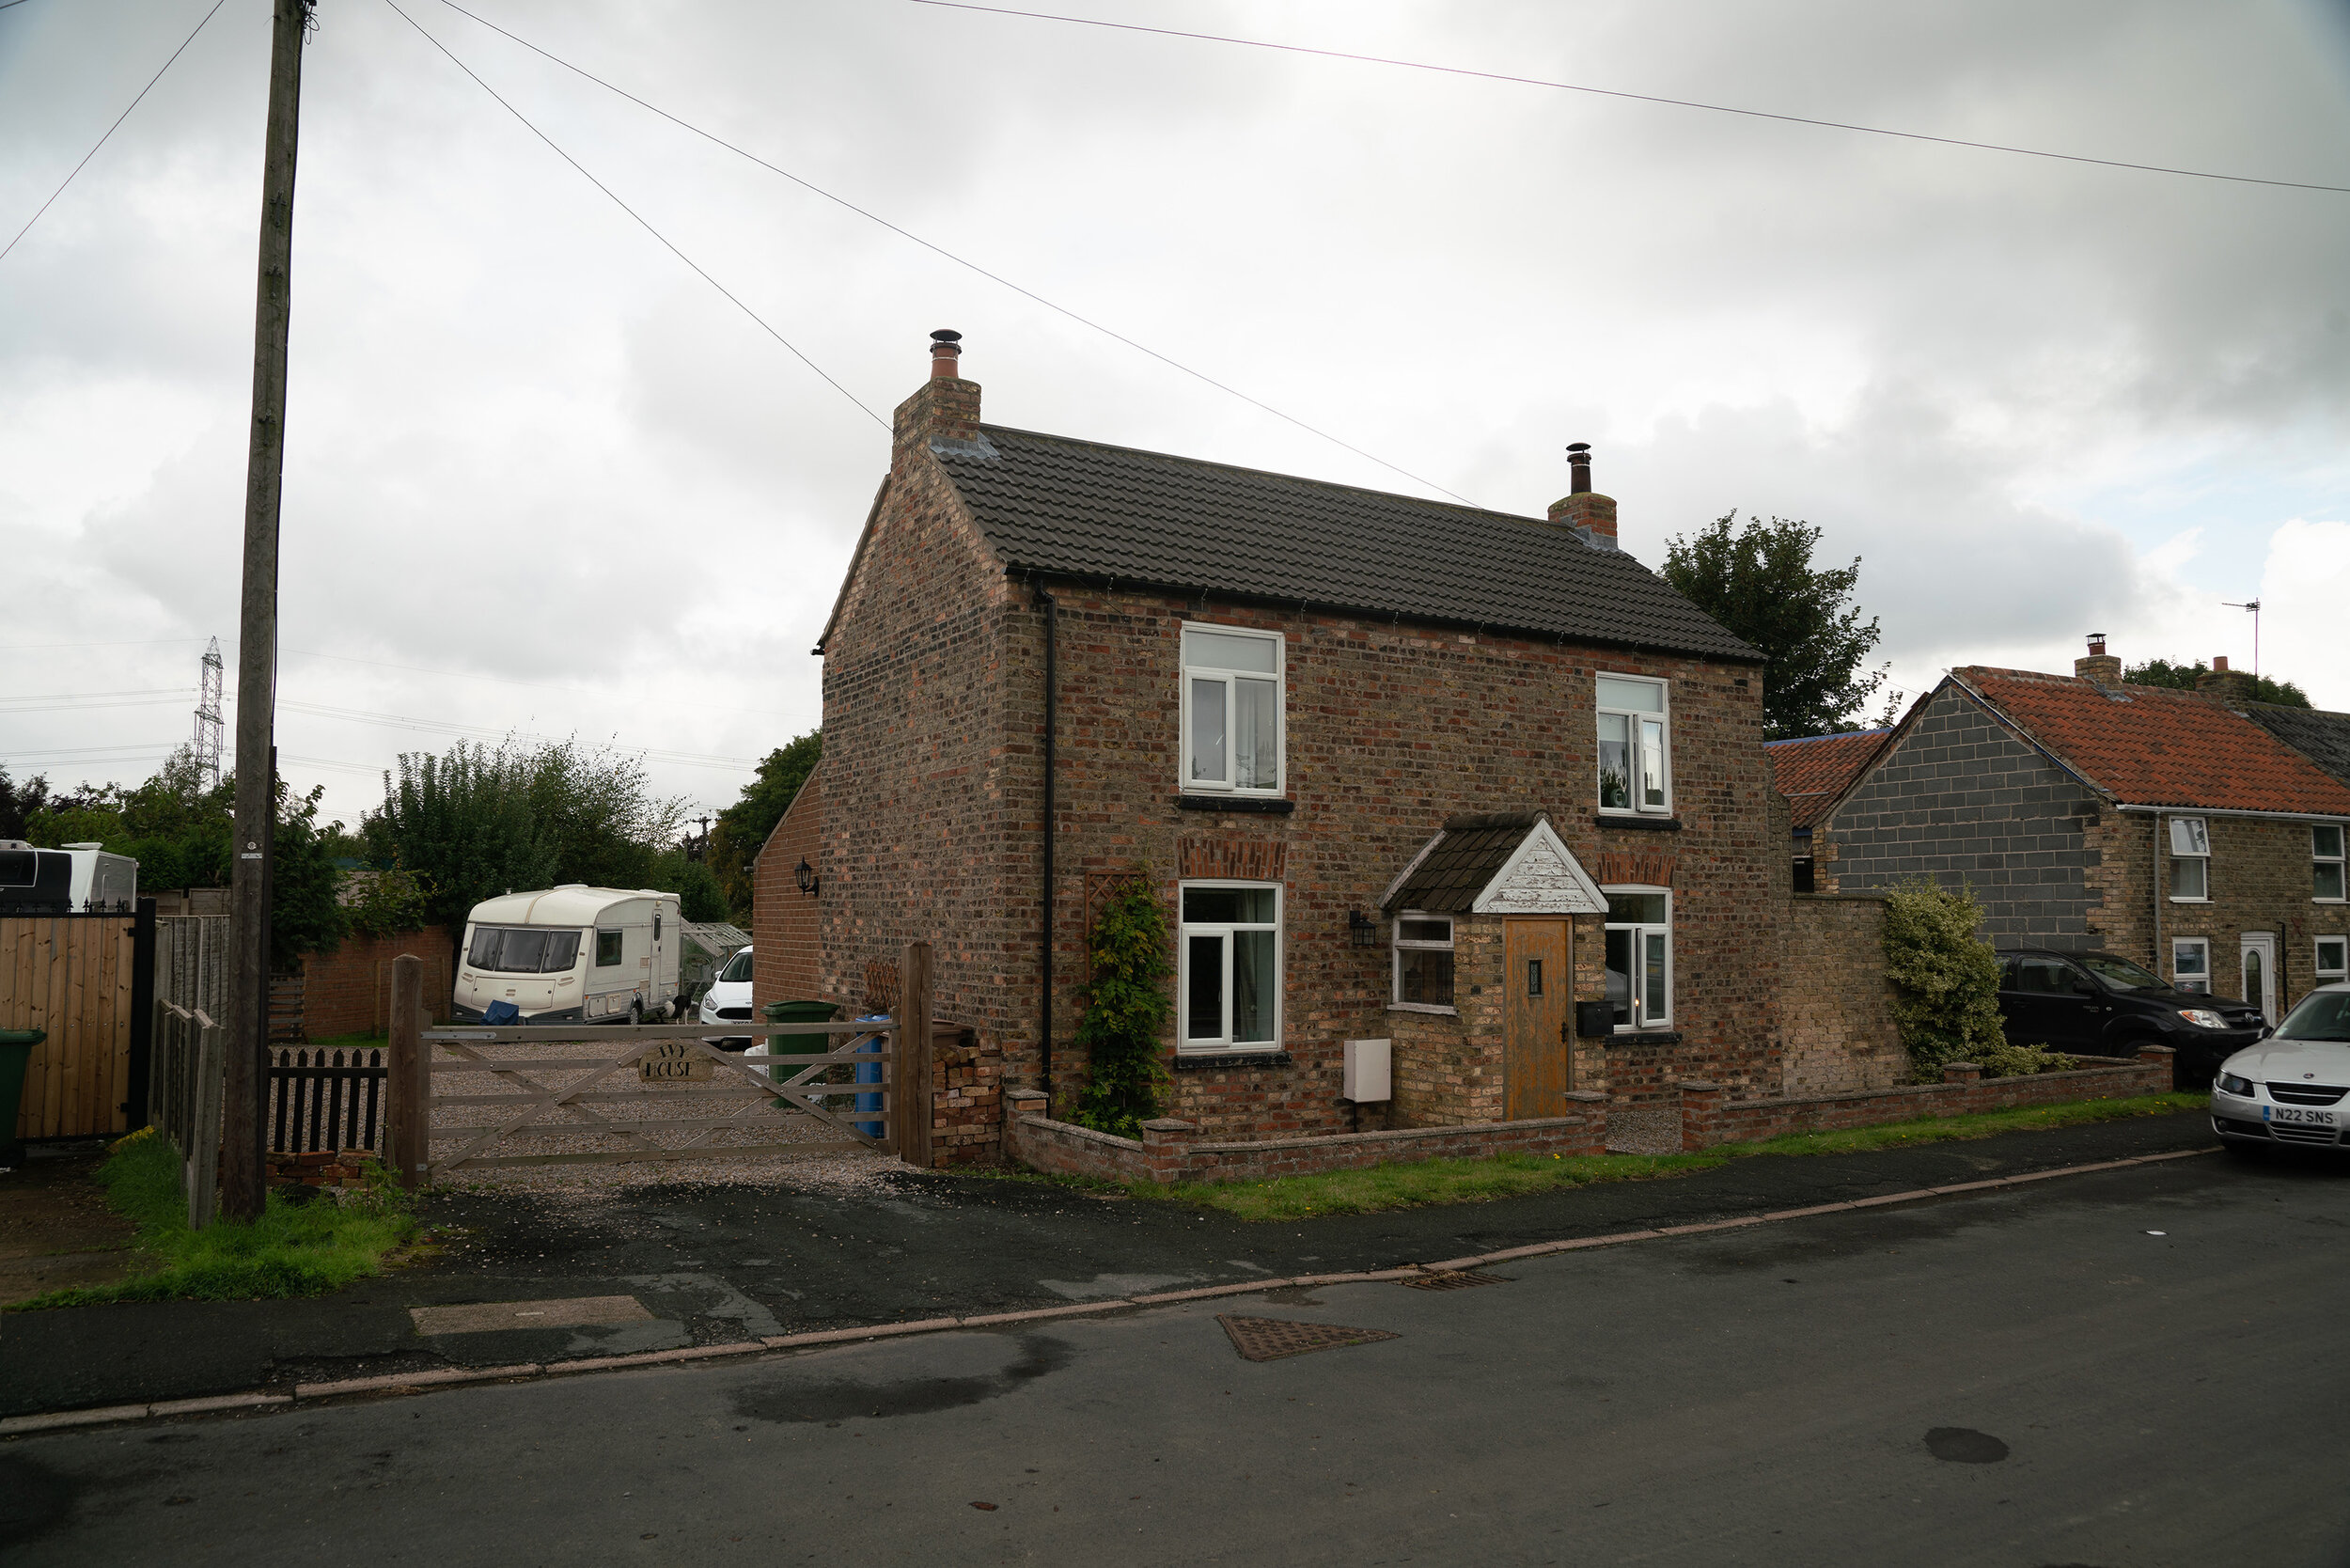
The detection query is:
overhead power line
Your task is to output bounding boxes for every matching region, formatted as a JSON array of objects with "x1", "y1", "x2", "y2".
[
  {"x1": 430, "y1": 0, "x2": 1476, "y2": 505},
  {"x1": 910, "y1": 0, "x2": 2350, "y2": 197},
  {"x1": 380, "y1": 0, "x2": 885, "y2": 429},
  {"x1": 1, "y1": 0, "x2": 234, "y2": 264}
]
